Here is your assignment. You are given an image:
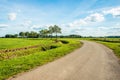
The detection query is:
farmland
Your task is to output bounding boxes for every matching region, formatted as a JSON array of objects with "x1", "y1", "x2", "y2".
[
  {"x1": 0, "y1": 38, "x2": 81, "y2": 80},
  {"x1": 0, "y1": 38, "x2": 53, "y2": 50},
  {"x1": 0, "y1": 38, "x2": 120, "y2": 80}
]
